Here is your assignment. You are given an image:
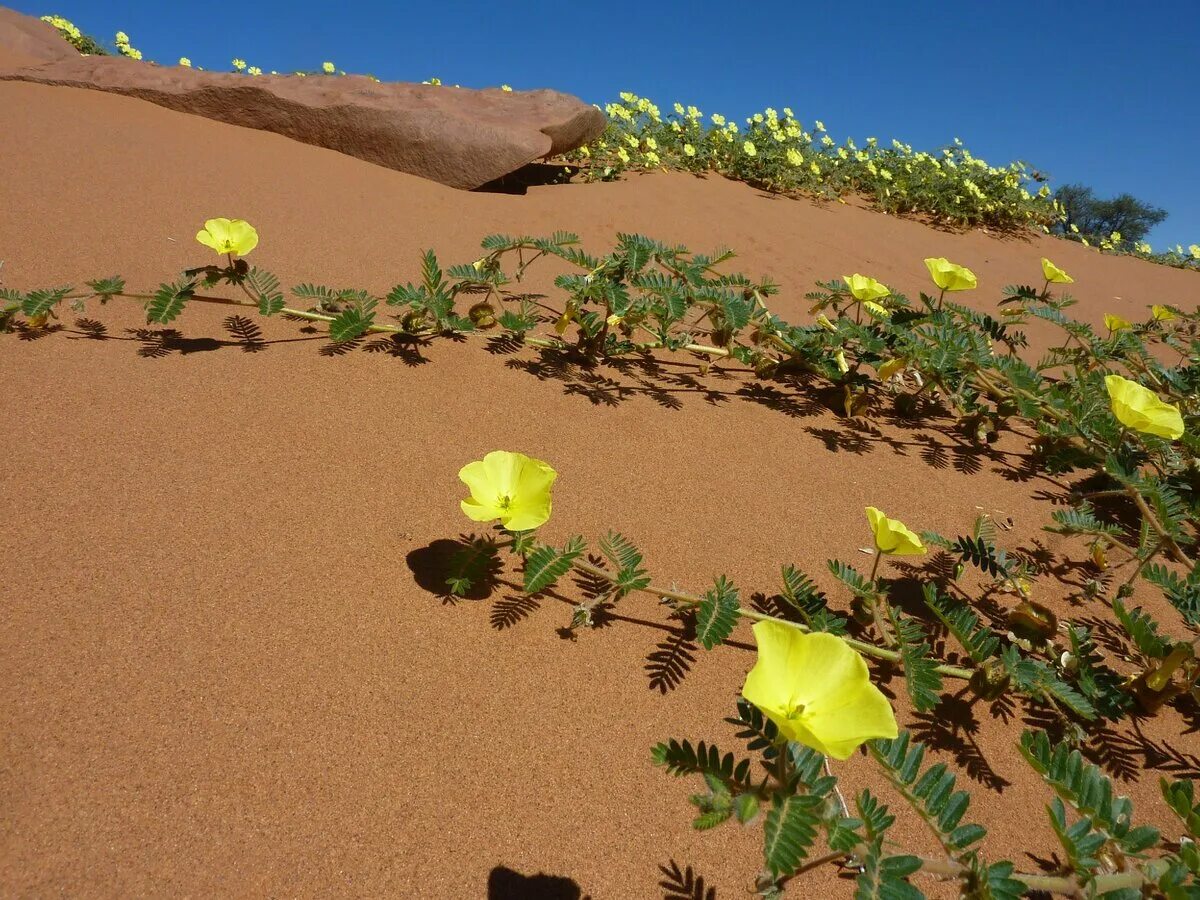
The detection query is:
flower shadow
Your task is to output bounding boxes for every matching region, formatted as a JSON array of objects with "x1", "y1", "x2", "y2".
[{"x1": 487, "y1": 865, "x2": 588, "y2": 900}]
